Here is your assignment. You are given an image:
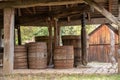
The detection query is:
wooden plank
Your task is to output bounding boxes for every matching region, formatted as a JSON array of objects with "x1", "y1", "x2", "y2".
[
  {"x1": 0, "y1": 0, "x2": 84, "y2": 9},
  {"x1": 3, "y1": 8, "x2": 14, "y2": 74}
]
